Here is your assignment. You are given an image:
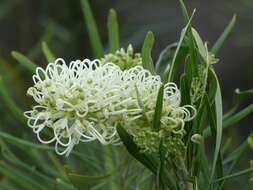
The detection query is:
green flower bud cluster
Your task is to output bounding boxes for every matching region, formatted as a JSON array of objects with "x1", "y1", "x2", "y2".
[
  {"x1": 134, "y1": 130, "x2": 186, "y2": 157},
  {"x1": 163, "y1": 134, "x2": 186, "y2": 157},
  {"x1": 191, "y1": 64, "x2": 208, "y2": 104},
  {"x1": 101, "y1": 44, "x2": 142, "y2": 70},
  {"x1": 190, "y1": 48, "x2": 218, "y2": 104},
  {"x1": 134, "y1": 131, "x2": 161, "y2": 154}
]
